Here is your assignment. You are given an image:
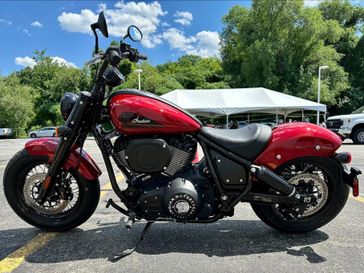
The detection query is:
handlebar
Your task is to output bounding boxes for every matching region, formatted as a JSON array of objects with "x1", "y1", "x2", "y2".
[
  {"x1": 120, "y1": 49, "x2": 148, "y2": 62},
  {"x1": 86, "y1": 44, "x2": 147, "y2": 68},
  {"x1": 138, "y1": 54, "x2": 148, "y2": 61},
  {"x1": 90, "y1": 44, "x2": 147, "y2": 94}
]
